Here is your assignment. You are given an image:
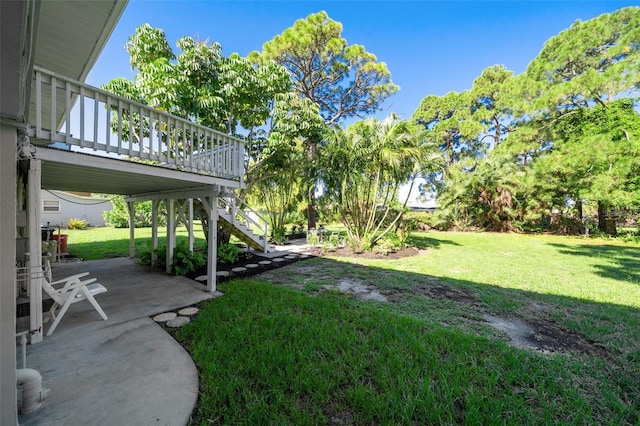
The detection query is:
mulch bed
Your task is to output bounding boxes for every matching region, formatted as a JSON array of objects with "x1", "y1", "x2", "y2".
[{"x1": 310, "y1": 246, "x2": 420, "y2": 260}]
